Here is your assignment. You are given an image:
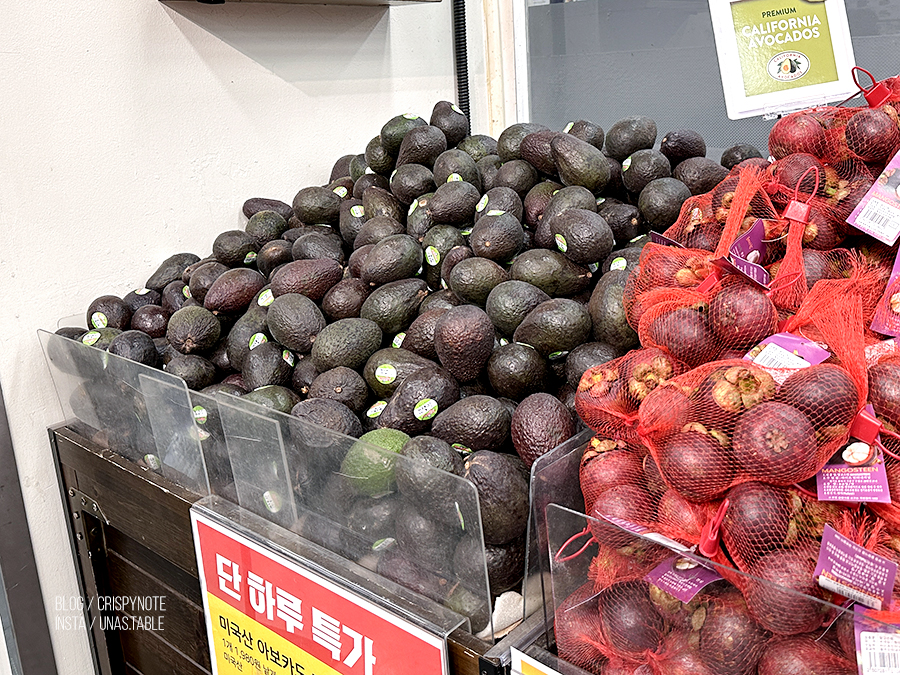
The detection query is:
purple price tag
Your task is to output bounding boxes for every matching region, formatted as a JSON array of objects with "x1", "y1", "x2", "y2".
[
  {"x1": 847, "y1": 150, "x2": 900, "y2": 245},
  {"x1": 649, "y1": 231, "x2": 686, "y2": 248},
  {"x1": 815, "y1": 525, "x2": 898, "y2": 610},
  {"x1": 870, "y1": 248, "x2": 900, "y2": 338},
  {"x1": 730, "y1": 218, "x2": 768, "y2": 265},
  {"x1": 645, "y1": 555, "x2": 722, "y2": 603},
  {"x1": 744, "y1": 332, "x2": 830, "y2": 368},
  {"x1": 712, "y1": 256, "x2": 771, "y2": 289}
]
